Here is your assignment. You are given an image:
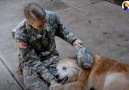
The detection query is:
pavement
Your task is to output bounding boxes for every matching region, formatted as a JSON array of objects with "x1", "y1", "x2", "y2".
[{"x1": 0, "y1": 0, "x2": 129, "y2": 90}]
